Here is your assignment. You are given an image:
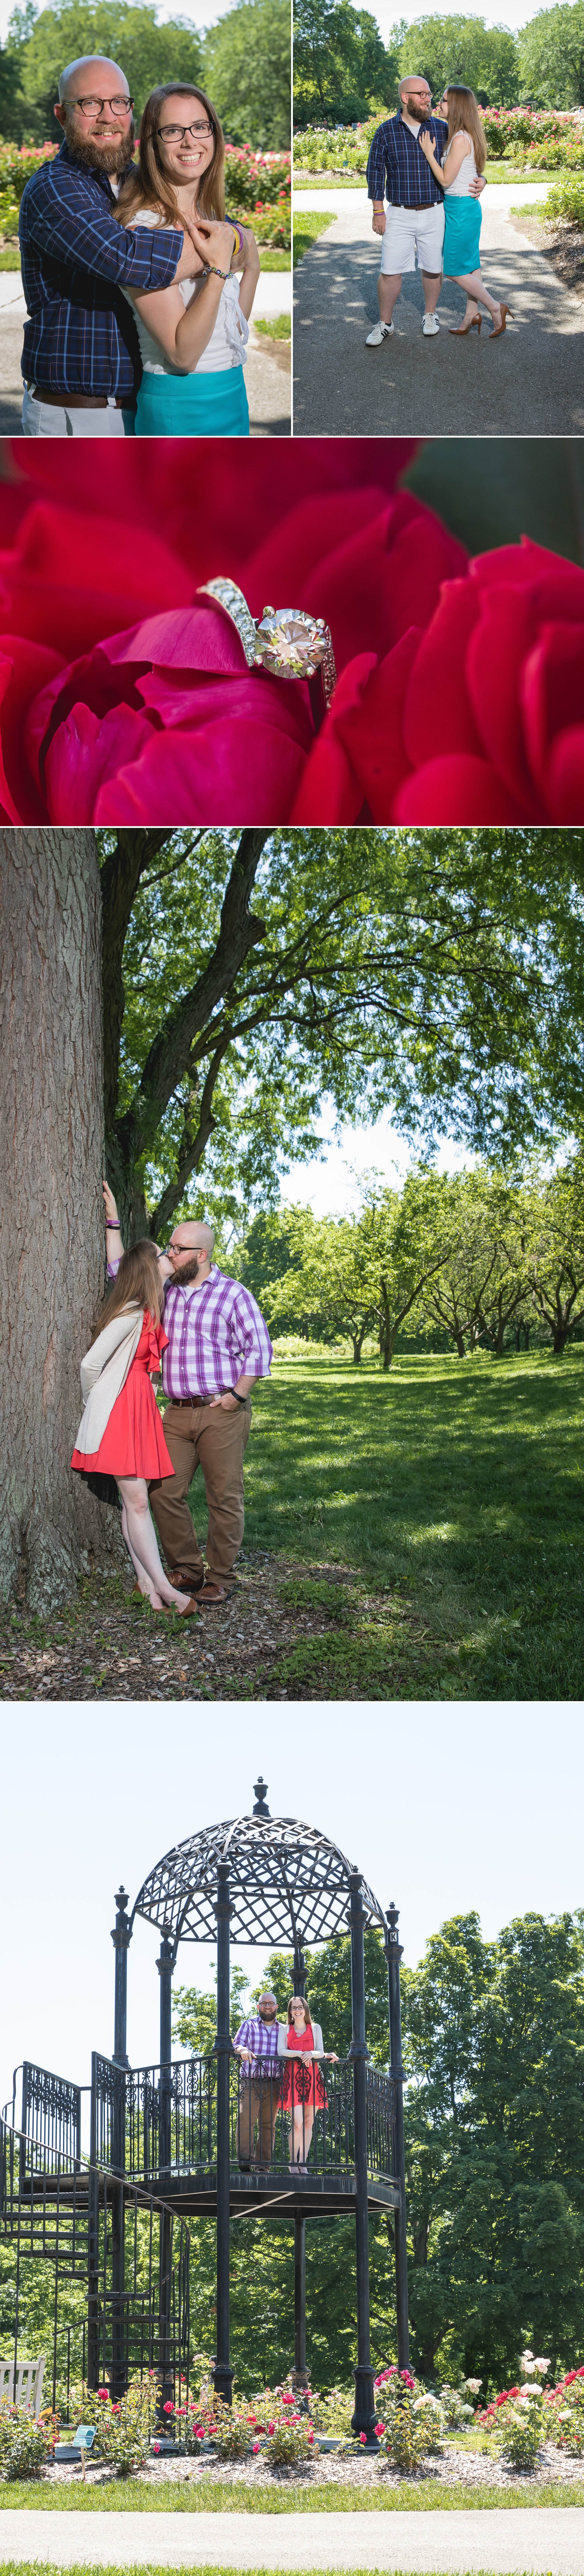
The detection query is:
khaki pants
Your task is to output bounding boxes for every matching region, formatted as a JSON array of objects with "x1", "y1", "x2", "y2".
[
  {"x1": 150, "y1": 1397, "x2": 251, "y2": 1593},
  {"x1": 237, "y1": 2078, "x2": 281, "y2": 2168}
]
